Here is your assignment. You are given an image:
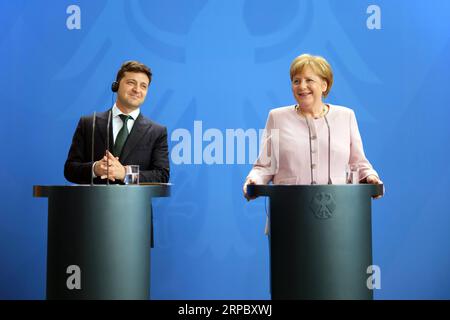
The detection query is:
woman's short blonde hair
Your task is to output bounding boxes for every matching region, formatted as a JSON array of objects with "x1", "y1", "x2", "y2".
[{"x1": 290, "y1": 54, "x2": 333, "y2": 97}]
